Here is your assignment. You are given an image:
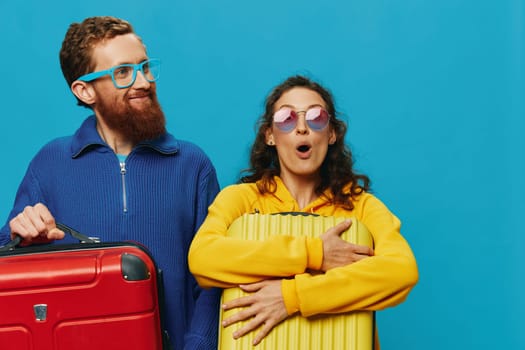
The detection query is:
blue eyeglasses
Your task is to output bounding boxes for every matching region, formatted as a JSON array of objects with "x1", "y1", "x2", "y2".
[{"x1": 77, "y1": 59, "x2": 161, "y2": 89}]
